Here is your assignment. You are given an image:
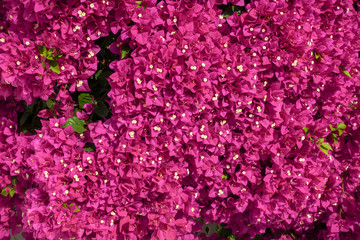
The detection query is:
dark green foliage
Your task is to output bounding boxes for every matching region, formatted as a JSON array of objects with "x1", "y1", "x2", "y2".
[
  {"x1": 17, "y1": 99, "x2": 48, "y2": 134},
  {"x1": 217, "y1": 4, "x2": 243, "y2": 17}
]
